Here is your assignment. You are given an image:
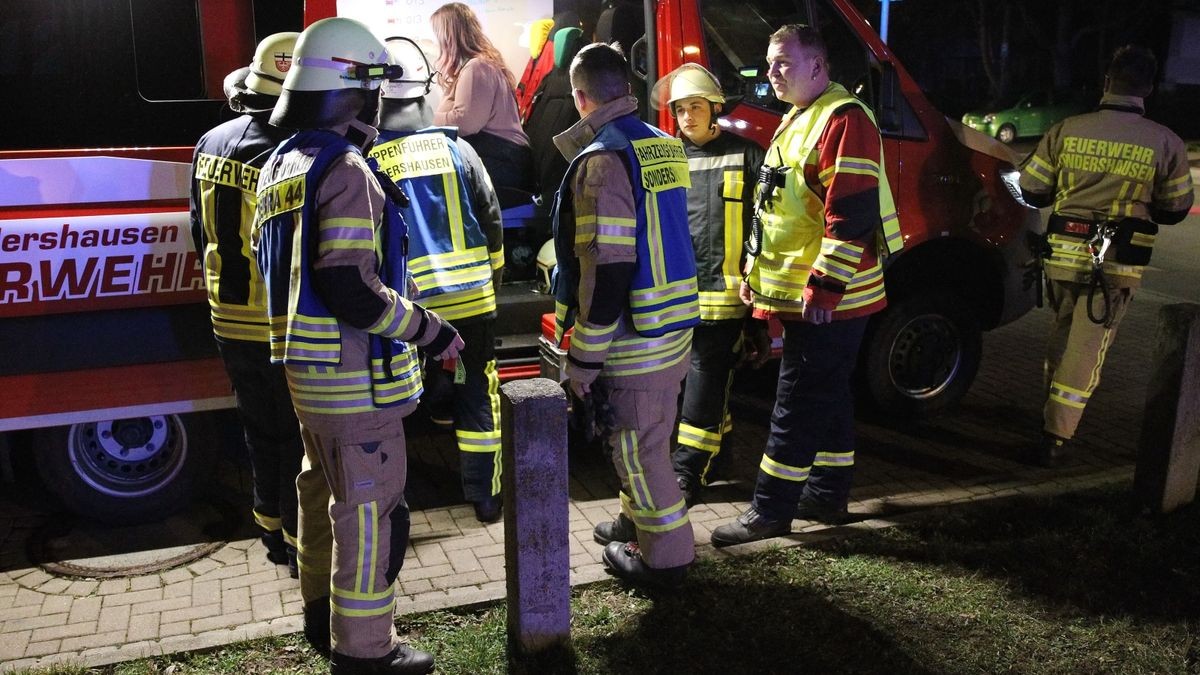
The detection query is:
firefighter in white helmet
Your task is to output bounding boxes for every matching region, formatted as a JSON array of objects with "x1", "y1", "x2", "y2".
[
  {"x1": 252, "y1": 17, "x2": 461, "y2": 675},
  {"x1": 191, "y1": 32, "x2": 303, "y2": 578},
  {"x1": 370, "y1": 37, "x2": 507, "y2": 523}
]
